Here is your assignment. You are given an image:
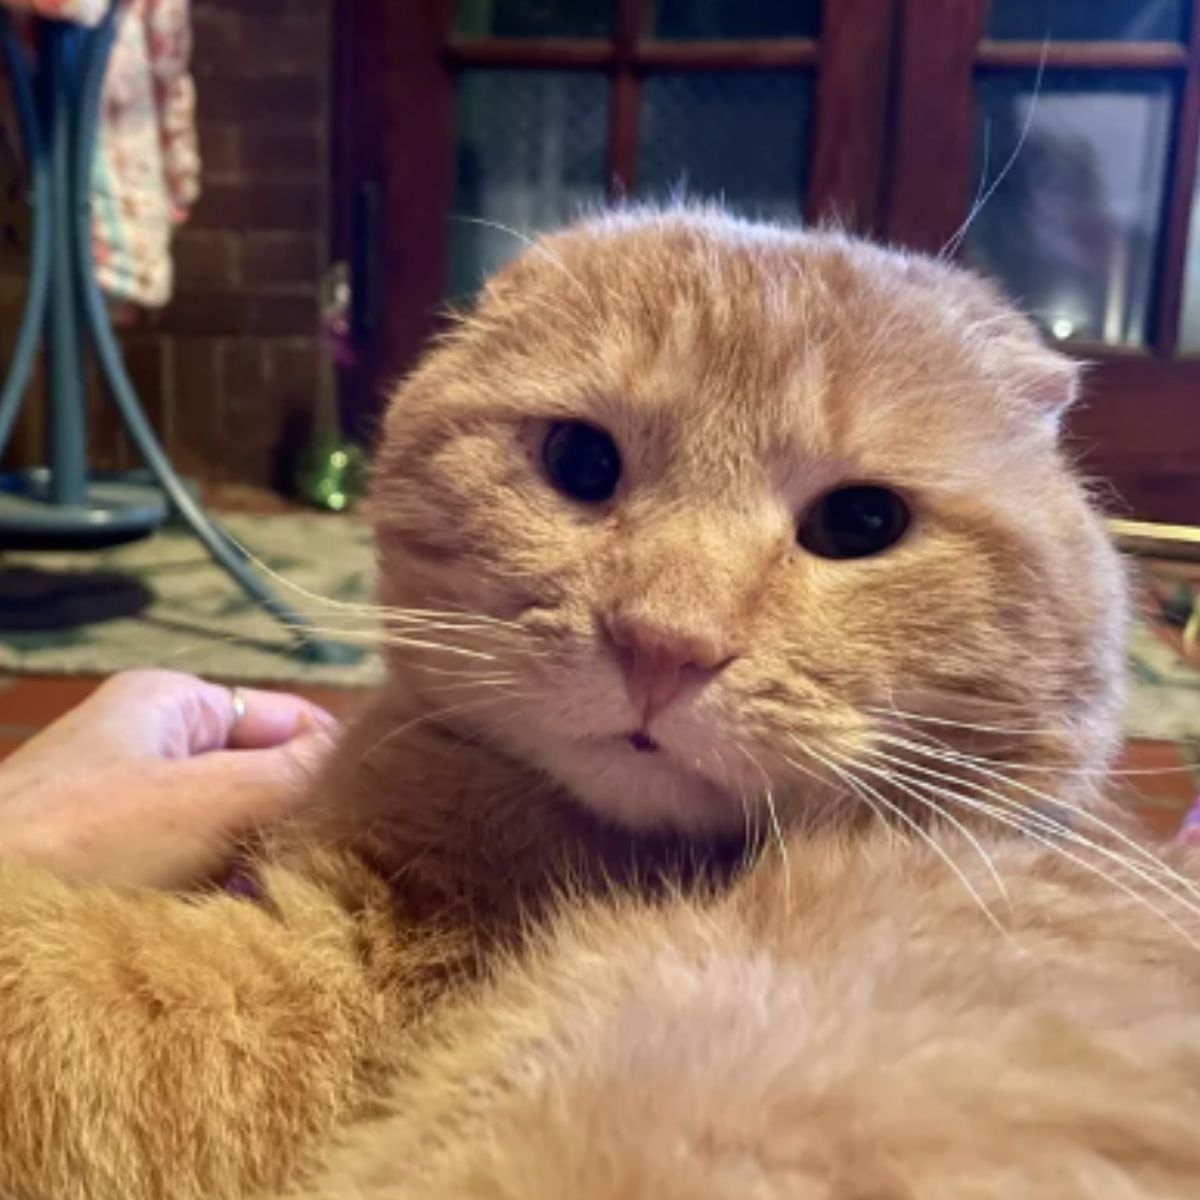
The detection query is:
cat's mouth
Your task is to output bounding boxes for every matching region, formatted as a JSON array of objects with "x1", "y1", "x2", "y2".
[{"x1": 625, "y1": 731, "x2": 660, "y2": 754}]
